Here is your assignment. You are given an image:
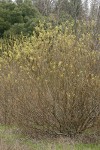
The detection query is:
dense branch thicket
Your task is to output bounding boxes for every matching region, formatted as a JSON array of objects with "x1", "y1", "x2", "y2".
[
  {"x1": 0, "y1": 23, "x2": 100, "y2": 137},
  {"x1": 0, "y1": 0, "x2": 100, "y2": 140}
]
